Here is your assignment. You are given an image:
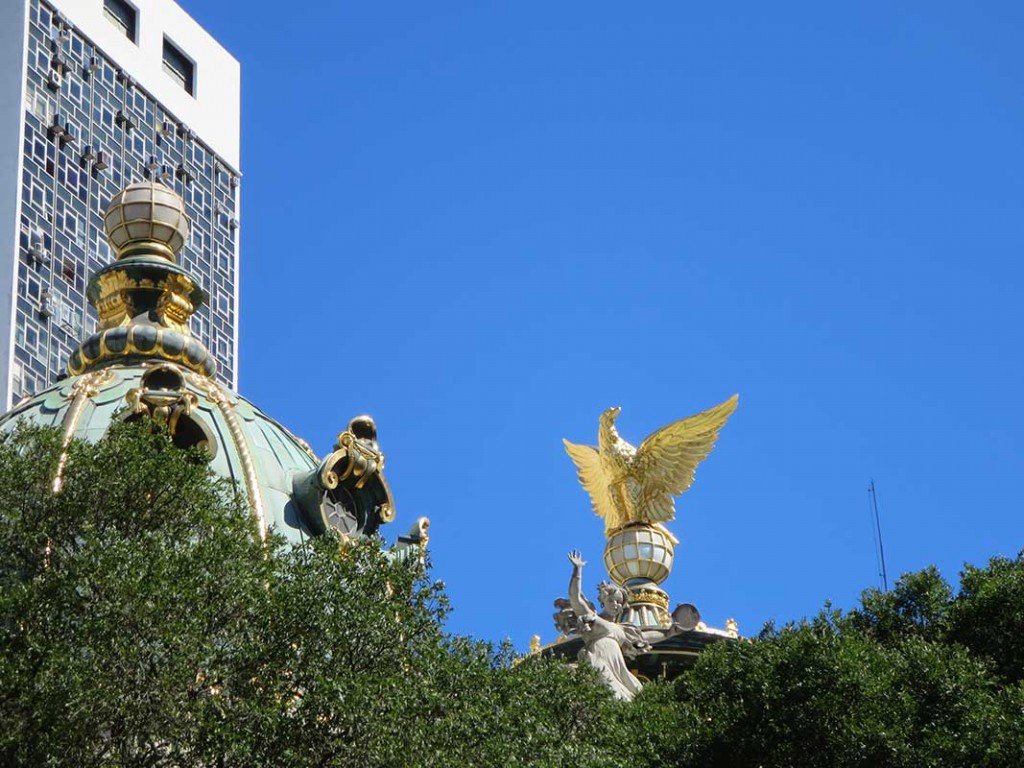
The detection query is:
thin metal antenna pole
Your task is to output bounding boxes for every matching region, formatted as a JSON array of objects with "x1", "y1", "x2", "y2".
[
  {"x1": 868, "y1": 484, "x2": 882, "y2": 587},
  {"x1": 868, "y1": 480, "x2": 889, "y2": 591}
]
